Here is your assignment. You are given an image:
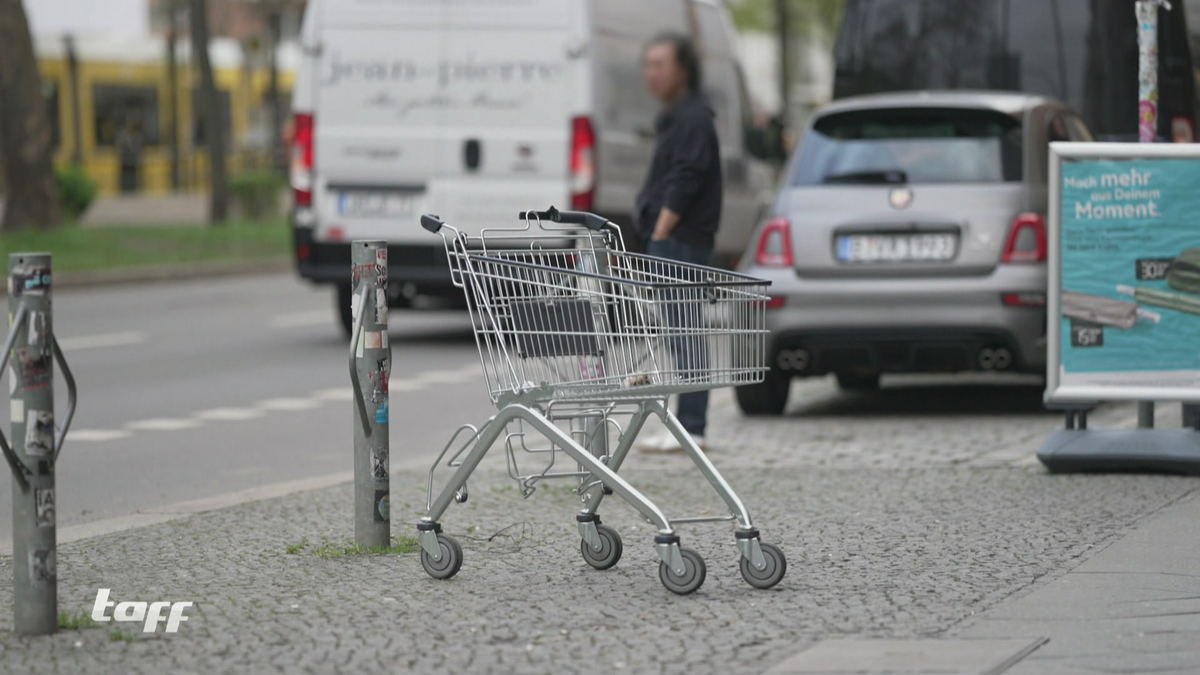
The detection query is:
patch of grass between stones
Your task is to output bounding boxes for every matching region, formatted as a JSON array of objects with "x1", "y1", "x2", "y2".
[
  {"x1": 58, "y1": 609, "x2": 97, "y2": 630},
  {"x1": 296, "y1": 536, "x2": 421, "y2": 558}
]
